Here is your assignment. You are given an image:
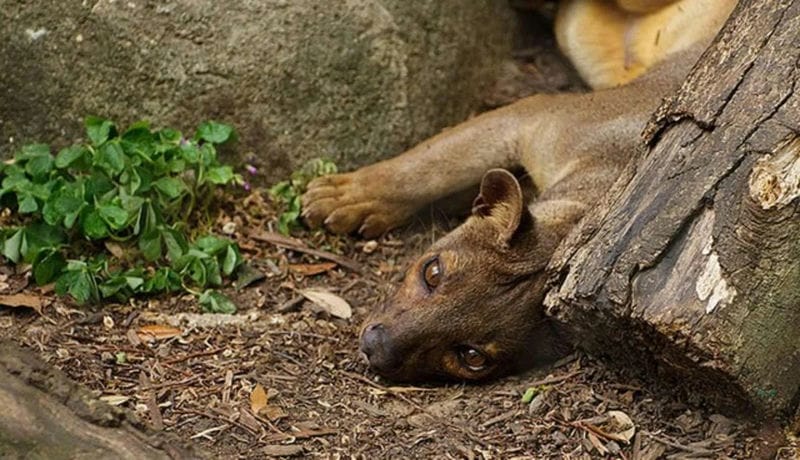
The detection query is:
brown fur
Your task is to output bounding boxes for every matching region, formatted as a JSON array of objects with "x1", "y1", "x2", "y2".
[{"x1": 302, "y1": 0, "x2": 737, "y2": 381}]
